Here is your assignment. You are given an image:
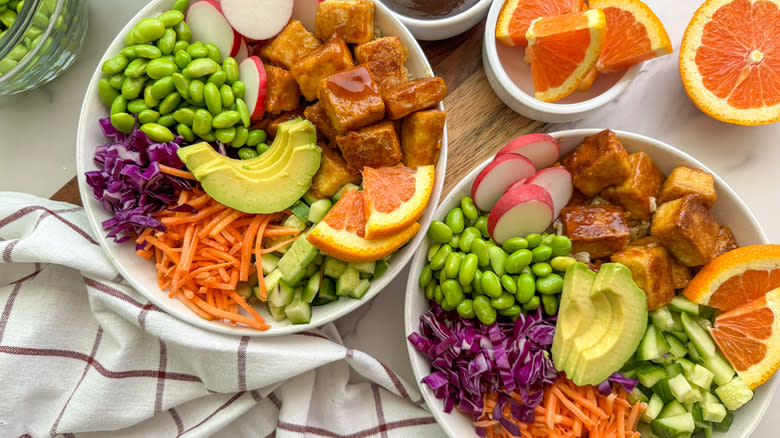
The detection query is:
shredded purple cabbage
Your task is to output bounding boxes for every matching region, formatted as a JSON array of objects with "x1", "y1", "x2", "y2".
[
  {"x1": 409, "y1": 306, "x2": 559, "y2": 432},
  {"x1": 598, "y1": 371, "x2": 639, "y2": 395},
  {"x1": 85, "y1": 118, "x2": 196, "y2": 242}
]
